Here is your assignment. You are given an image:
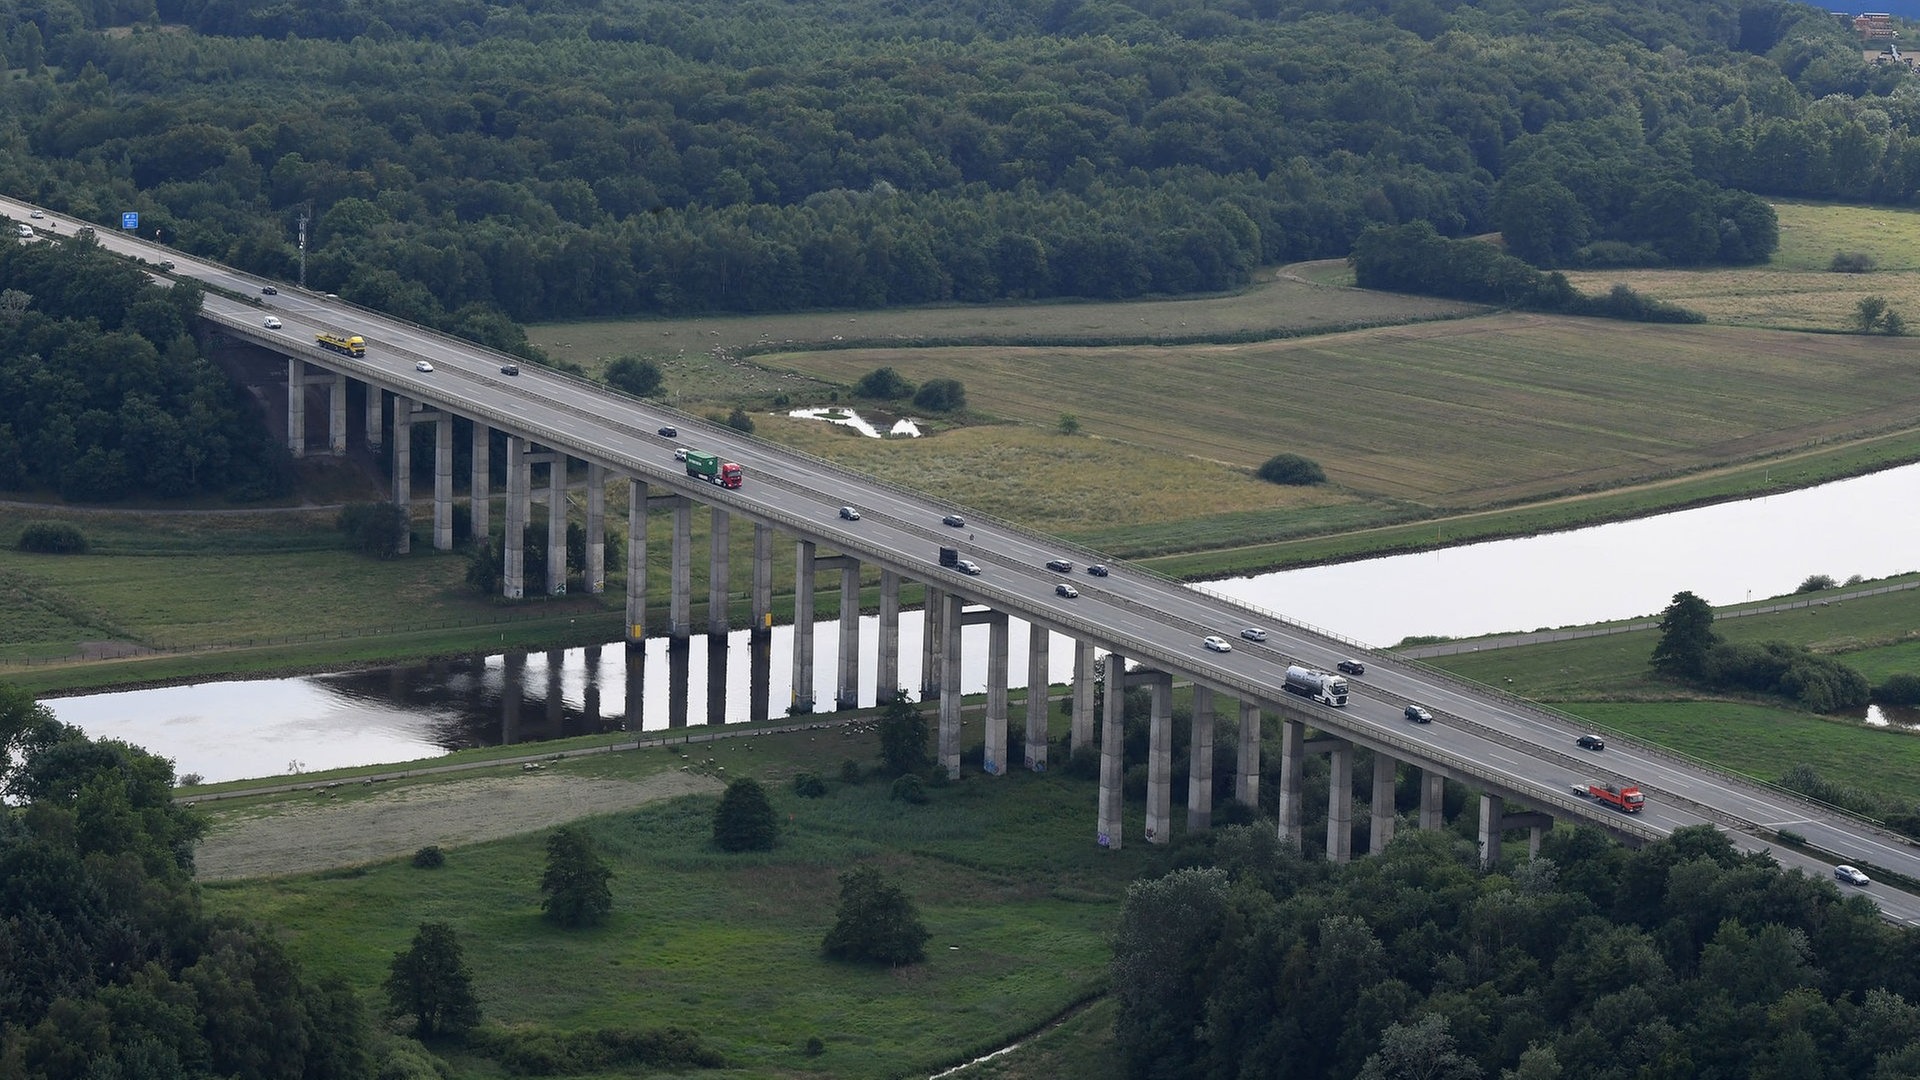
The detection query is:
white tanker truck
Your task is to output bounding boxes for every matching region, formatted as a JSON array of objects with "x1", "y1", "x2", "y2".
[{"x1": 1283, "y1": 665, "x2": 1349, "y2": 707}]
